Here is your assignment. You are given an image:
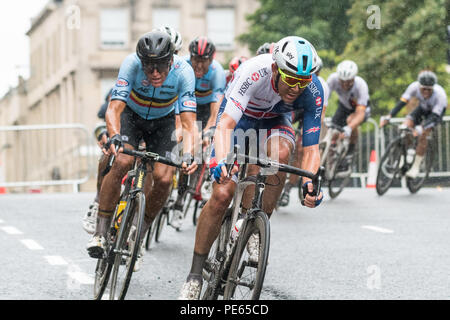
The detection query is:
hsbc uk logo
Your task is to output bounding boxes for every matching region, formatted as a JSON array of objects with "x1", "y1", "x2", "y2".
[{"x1": 238, "y1": 68, "x2": 270, "y2": 96}]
